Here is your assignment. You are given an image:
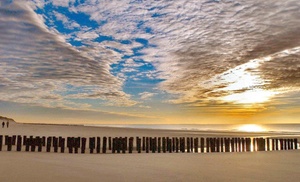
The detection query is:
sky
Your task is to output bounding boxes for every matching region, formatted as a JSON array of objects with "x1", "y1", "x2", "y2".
[{"x1": 0, "y1": 0, "x2": 299, "y2": 124}]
